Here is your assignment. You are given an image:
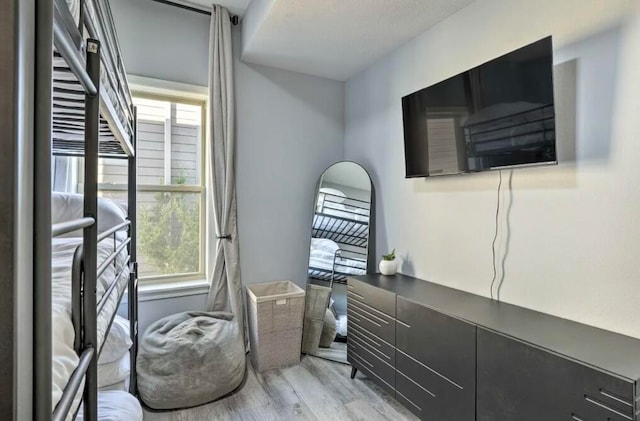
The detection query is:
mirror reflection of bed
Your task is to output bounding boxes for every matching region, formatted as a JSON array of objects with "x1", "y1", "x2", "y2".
[{"x1": 306, "y1": 161, "x2": 373, "y2": 364}]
